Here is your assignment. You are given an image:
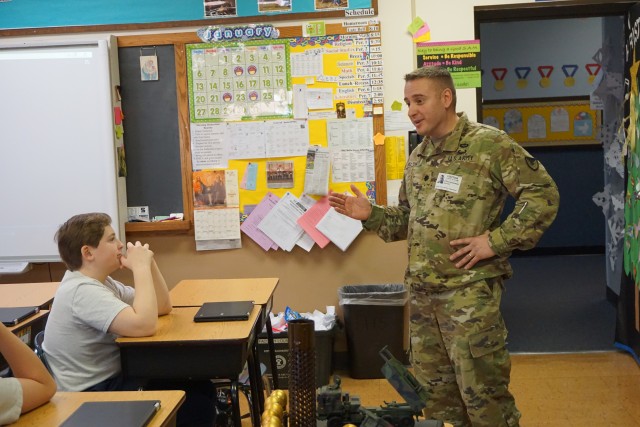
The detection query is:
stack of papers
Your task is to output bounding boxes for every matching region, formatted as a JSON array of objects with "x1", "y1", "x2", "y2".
[
  {"x1": 241, "y1": 192, "x2": 363, "y2": 252},
  {"x1": 315, "y1": 207, "x2": 363, "y2": 251},
  {"x1": 257, "y1": 192, "x2": 306, "y2": 252}
]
